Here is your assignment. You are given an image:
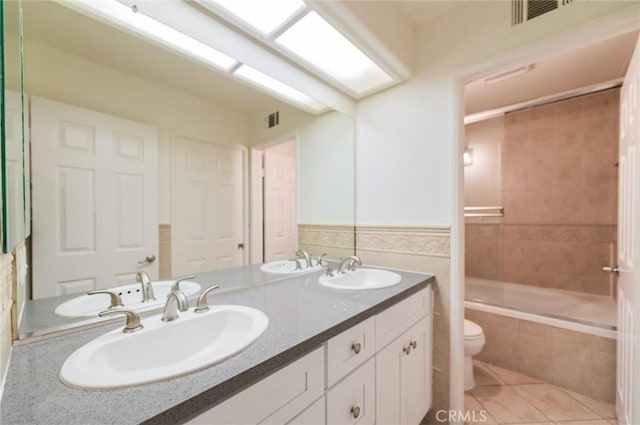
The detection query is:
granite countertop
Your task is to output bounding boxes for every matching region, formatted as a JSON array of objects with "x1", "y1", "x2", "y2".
[{"x1": 2, "y1": 267, "x2": 433, "y2": 425}]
